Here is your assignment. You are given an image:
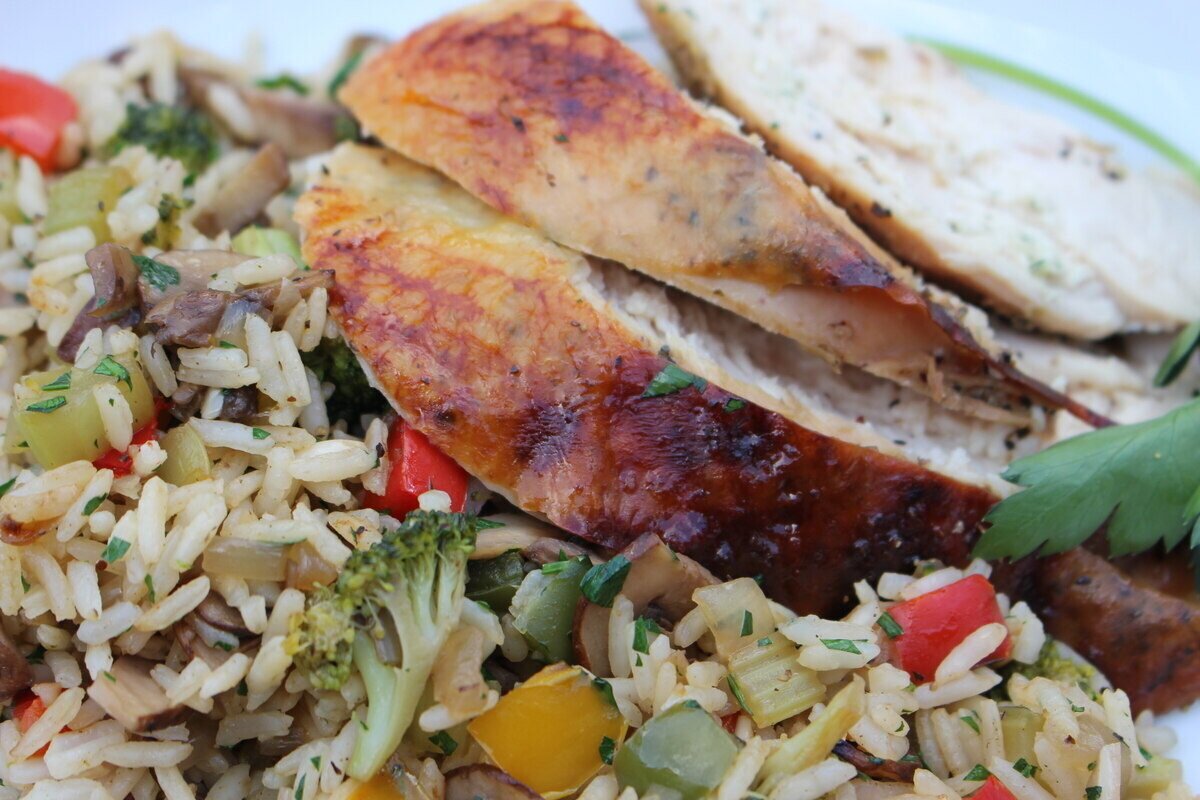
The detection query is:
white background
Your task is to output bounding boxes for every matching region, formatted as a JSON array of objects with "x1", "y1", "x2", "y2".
[{"x1": 6, "y1": 0, "x2": 1199, "y2": 781}]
